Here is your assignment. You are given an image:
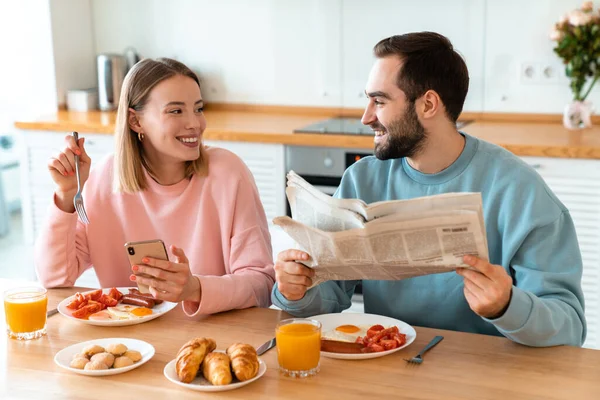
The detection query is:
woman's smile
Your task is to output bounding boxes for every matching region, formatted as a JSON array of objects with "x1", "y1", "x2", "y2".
[{"x1": 176, "y1": 135, "x2": 199, "y2": 148}]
